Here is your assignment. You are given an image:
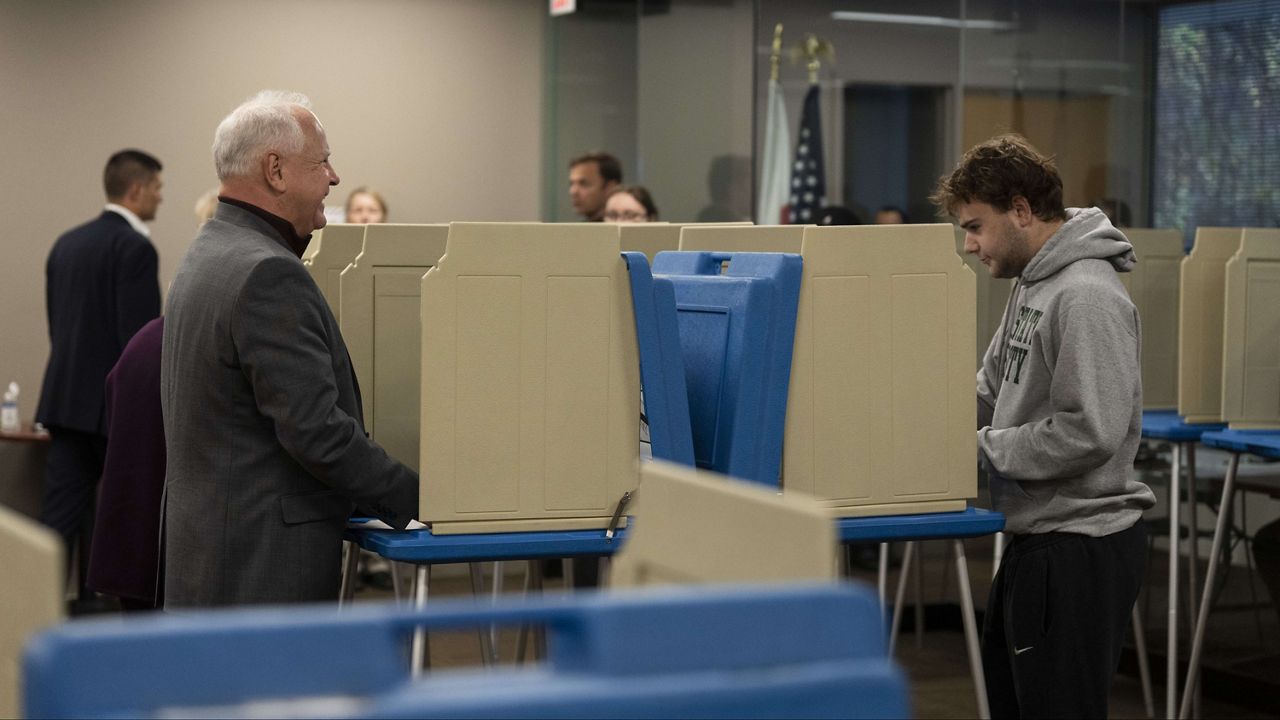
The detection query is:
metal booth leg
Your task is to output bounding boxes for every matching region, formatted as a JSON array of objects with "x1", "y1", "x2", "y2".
[
  {"x1": 469, "y1": 562, "x2": 498, "y2": 665},
  {"x1": 516, "y1": 558, "x2": 547, "y2": 664},
  {"x1": 877, "y1": 543, "x2": 890, "y2": 619},
  {"x1": 888, "y1": 541, "x2": 915, "y2": 657},
  {"x1": 1166, "y1": 443, "x2": 1182, "y2": 719},
  {"x1": 992, "y1": 531, "x2": 1006, "y2": 579},
  {"x1": 1184, "y1": 443, "x2": 1201, "y2": 717},
  {"x1": 1178, "y1": 453, "x2": 1239, "y2": 720},
  {"x1": 953, "y1": 538, "x2": 990, "y2": 720},
  {"x1": 410, "y1": 564, "x2": 432, "y2": 676},
  {"x1": 338, "y1": 540, "x2": 360, "y2": 607},
  {"x1": 1132, "y1": 605, "x2": 1155, "y2": 719}
]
